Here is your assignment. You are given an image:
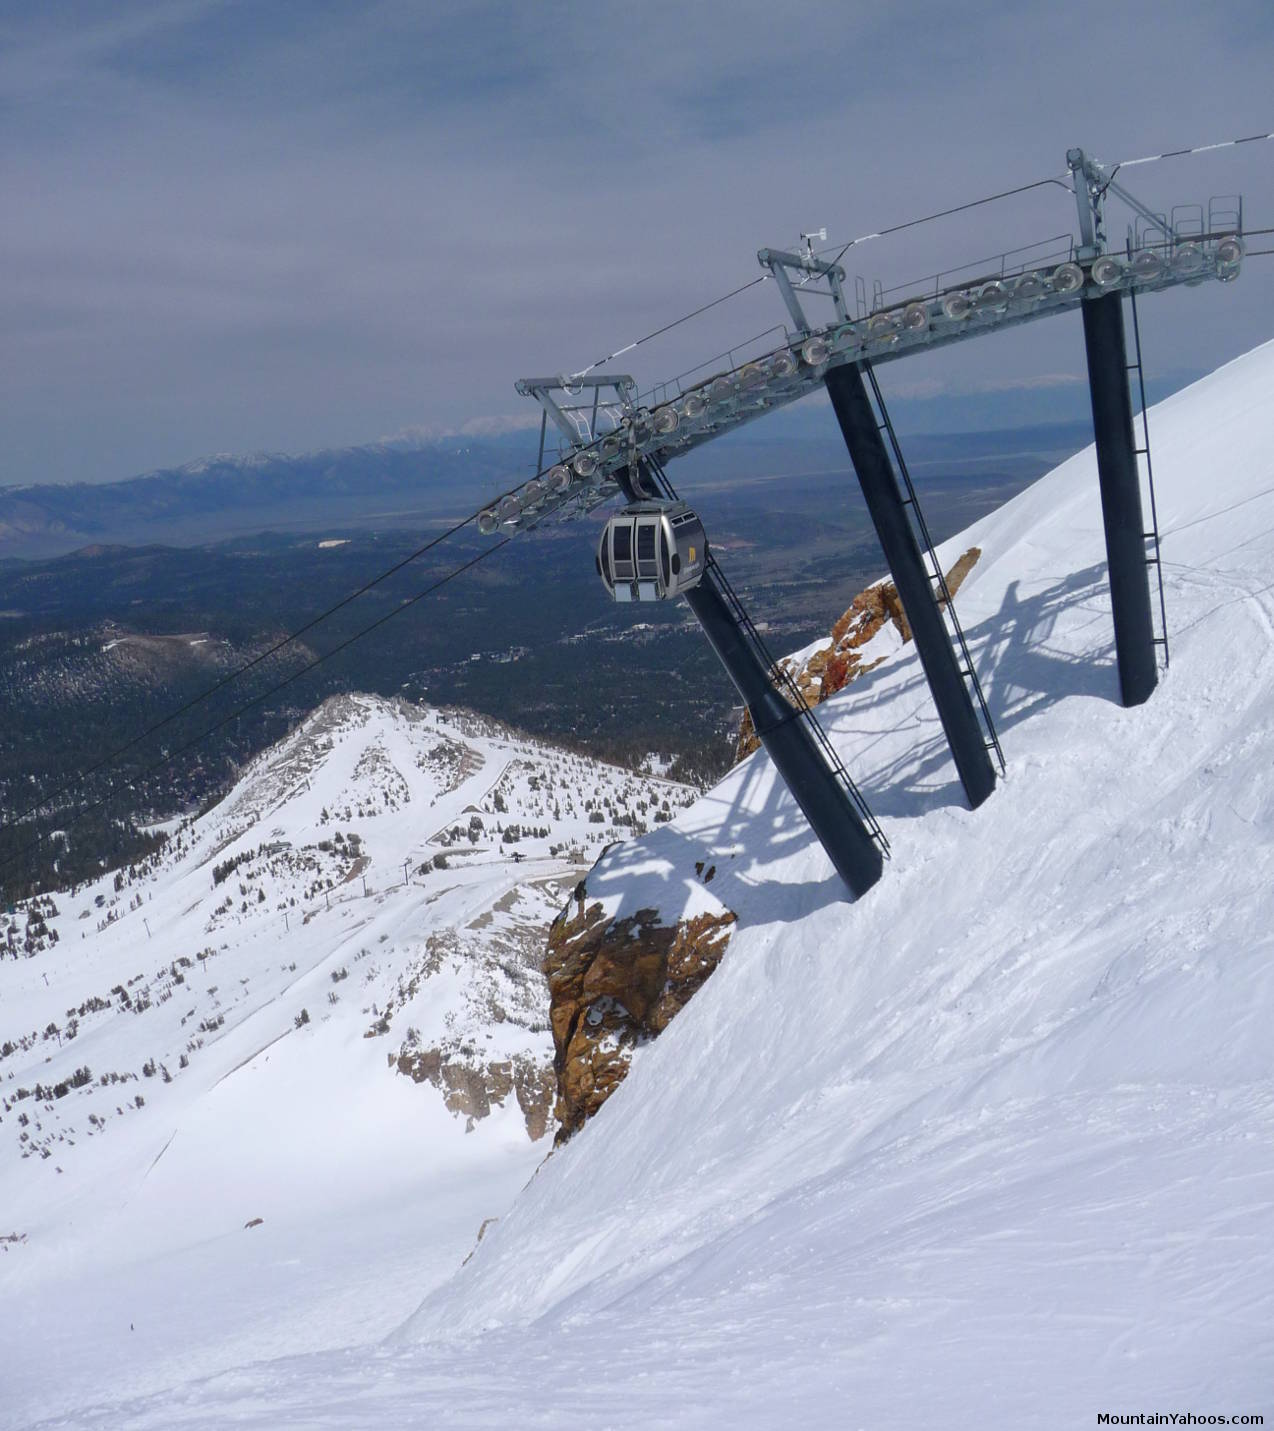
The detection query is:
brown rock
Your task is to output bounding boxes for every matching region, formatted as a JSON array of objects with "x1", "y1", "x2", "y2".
[
  {"x1": 881, "y1": 584, "x2": 911, "y2": 643},
  {"x1": 396, "y1": 1048, "x2": 442, "y2": 1084},
  {"x1": 395, "y1": 1047, "x2": 554, "y2": 1141},
  {"x1": 943, "y1": 546, "x2": 980, "y2": 600},
  {"x1": 582, "y1": 942, "x2": 666, "y2": 1023},
  {"x1": 648, "y1": 911, "x2": 738, "y2": 1034},
  {"x1": 734, "y1": 548, "x2": 982, "y2": 760},
  {"x1": 514, "y1": 1061, "x2": 557, "y2": 1142},
  {"x1": 543, "y1": 891, "x2": 737, "y2": 1143}
]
